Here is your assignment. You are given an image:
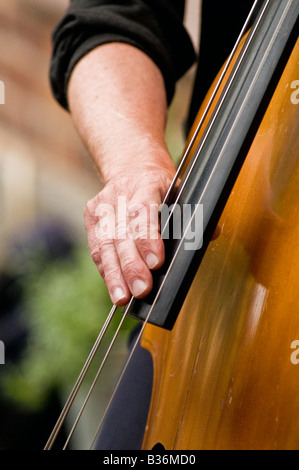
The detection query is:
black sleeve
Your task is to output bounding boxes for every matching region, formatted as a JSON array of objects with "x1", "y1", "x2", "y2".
[{"x1": 49, "y1": 0, "x2": 196, "y2": 110}]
